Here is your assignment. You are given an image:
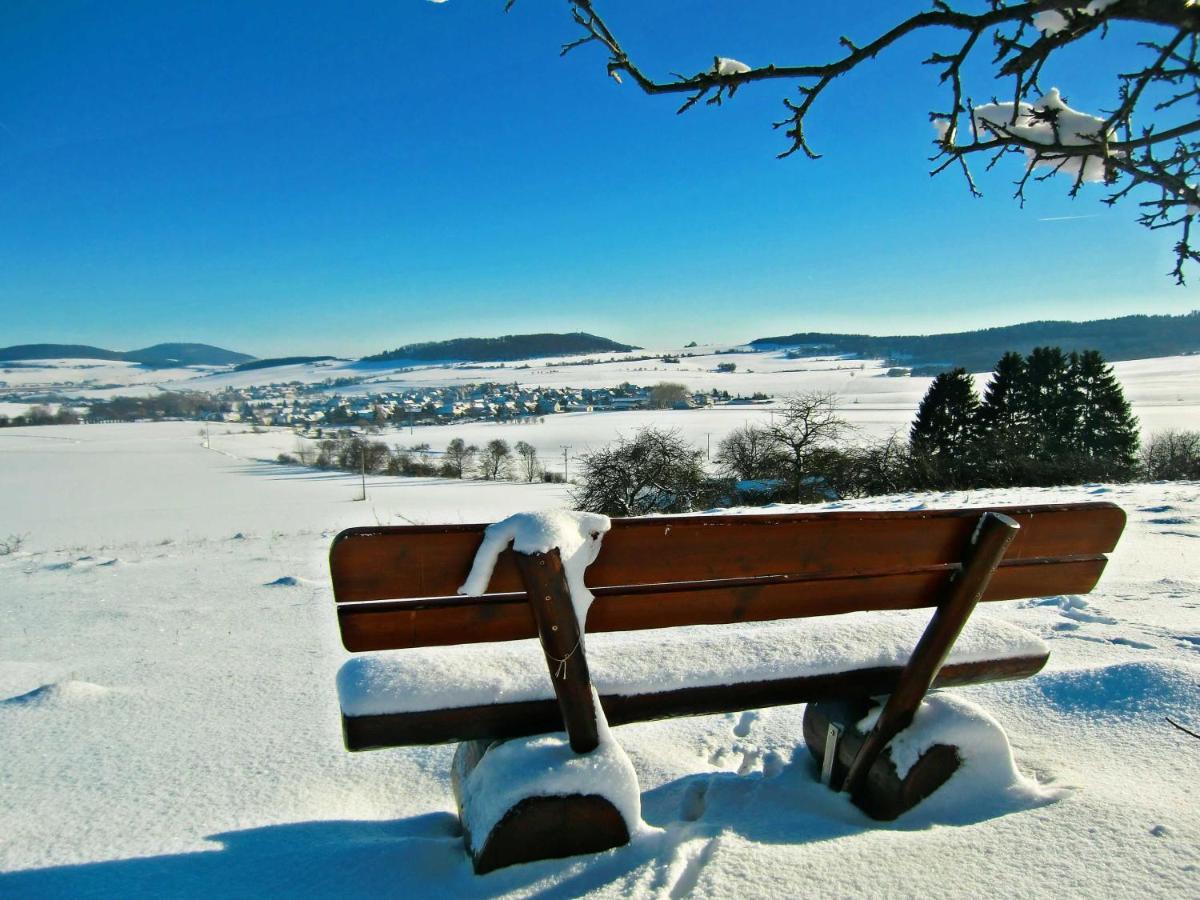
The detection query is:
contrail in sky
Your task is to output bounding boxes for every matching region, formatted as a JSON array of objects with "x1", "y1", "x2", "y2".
[{"x1": 1037, "y1": 214, "x2": 1101, "y2": 222}]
